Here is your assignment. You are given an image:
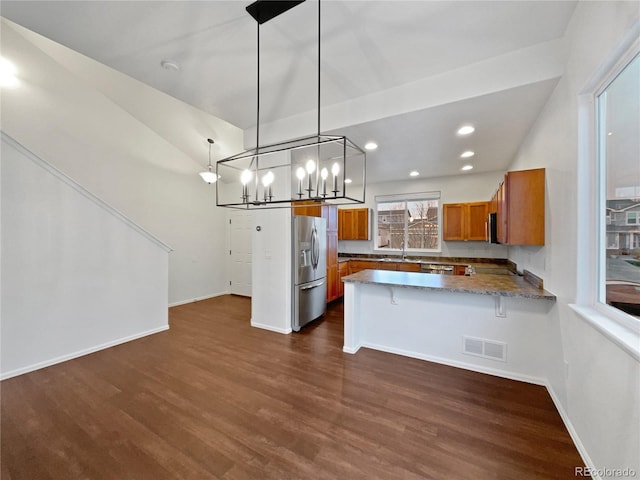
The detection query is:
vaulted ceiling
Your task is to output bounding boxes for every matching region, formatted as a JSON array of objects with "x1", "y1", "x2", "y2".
[{"x1": 1, "y1": 1, "x2": 577, "y2": 183}]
